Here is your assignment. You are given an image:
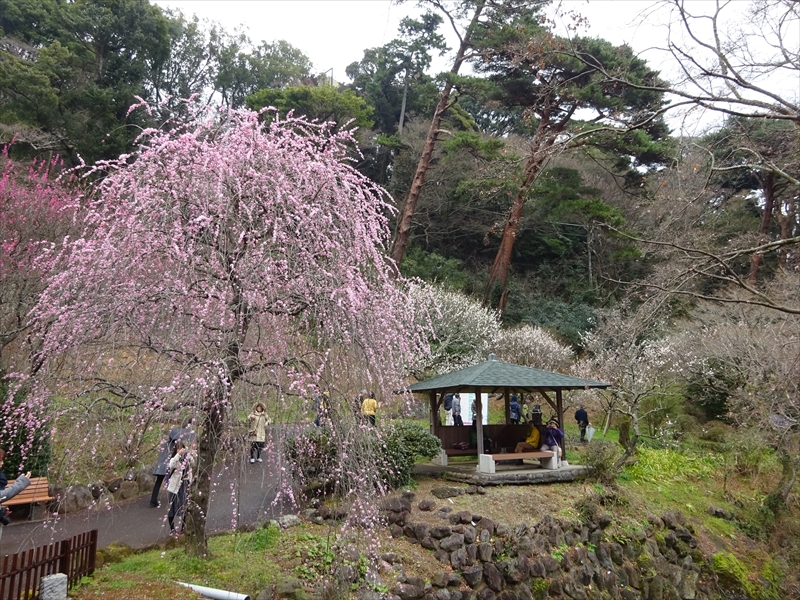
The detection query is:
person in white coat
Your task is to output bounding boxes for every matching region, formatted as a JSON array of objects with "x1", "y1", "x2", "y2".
[{"x1": 166, "y1": 441, "x2": 193, "y2": 536}]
